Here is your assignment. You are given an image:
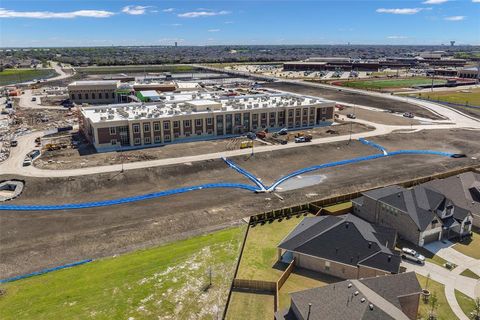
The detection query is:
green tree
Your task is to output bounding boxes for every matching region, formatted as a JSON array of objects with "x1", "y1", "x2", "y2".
[{"x1": 470, "y1": 297, "x2": 480, "y2": 320}]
